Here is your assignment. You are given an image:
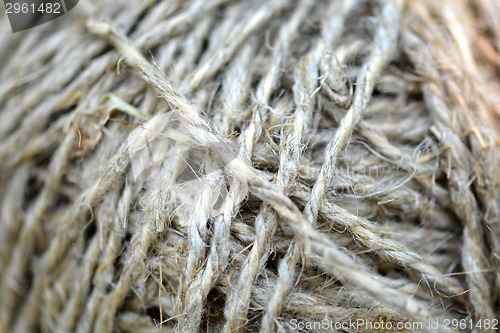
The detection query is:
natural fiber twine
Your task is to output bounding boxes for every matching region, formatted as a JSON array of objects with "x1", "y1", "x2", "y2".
[{"x1": 1, "y1": 0, "x2": 500, "y2": 332}]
